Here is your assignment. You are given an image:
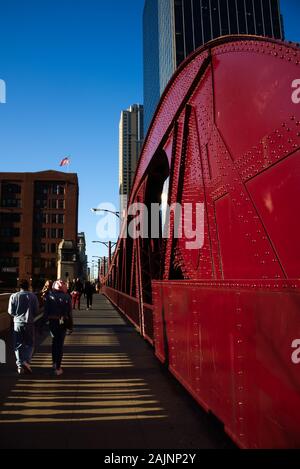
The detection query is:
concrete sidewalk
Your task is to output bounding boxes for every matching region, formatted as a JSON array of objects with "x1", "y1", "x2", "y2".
[{"x1": 0, "y1": 294, "x2": 234, "y2": 449}]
